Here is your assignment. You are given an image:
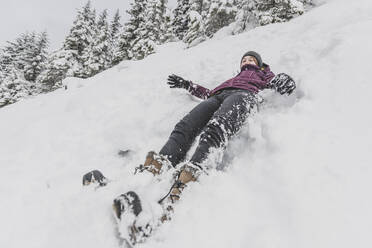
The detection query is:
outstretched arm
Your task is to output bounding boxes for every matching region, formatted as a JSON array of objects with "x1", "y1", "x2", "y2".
[
  {"x1": 188, "y1": 81, "x2": 211, "y2": 99},
  {"x1": 167, "y1": 74, "x2": 210, "y2": 100}
]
